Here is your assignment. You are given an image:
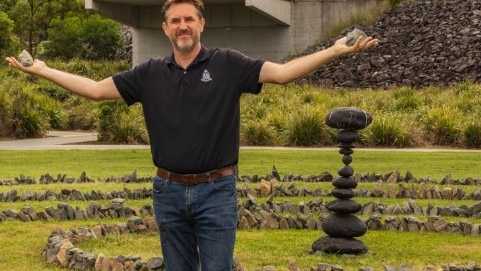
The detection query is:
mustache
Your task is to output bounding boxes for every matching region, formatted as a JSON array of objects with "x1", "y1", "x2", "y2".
[{"x1": 177, "y1": 29, "x2": 191, "y2": 36}]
